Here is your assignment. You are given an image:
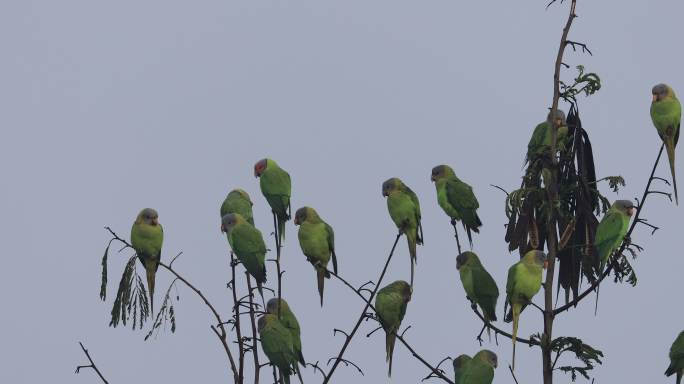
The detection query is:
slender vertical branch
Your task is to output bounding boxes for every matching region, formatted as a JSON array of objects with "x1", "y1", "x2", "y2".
[
  {"x1": 75, "y1": 342, "x2": 109, "y2": 384},
  {"x1": 544, "y1": 2, "x2": 577, "y2": 383},
  {"x1": 246, "y1": 273, "x2": 261, "y2": 384},
  {"x1": 158, "y1": 262, "x2": 240, "y2": 382},
  {"x1": 272, "y1": 212, "x2": 283, "y2": 319},
  {"x1": 322, "y1": 233, "x2": 401, "y2": 383},
  {"x1": 230, "y1": 253, "x2": 245, "y2": 383}
]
